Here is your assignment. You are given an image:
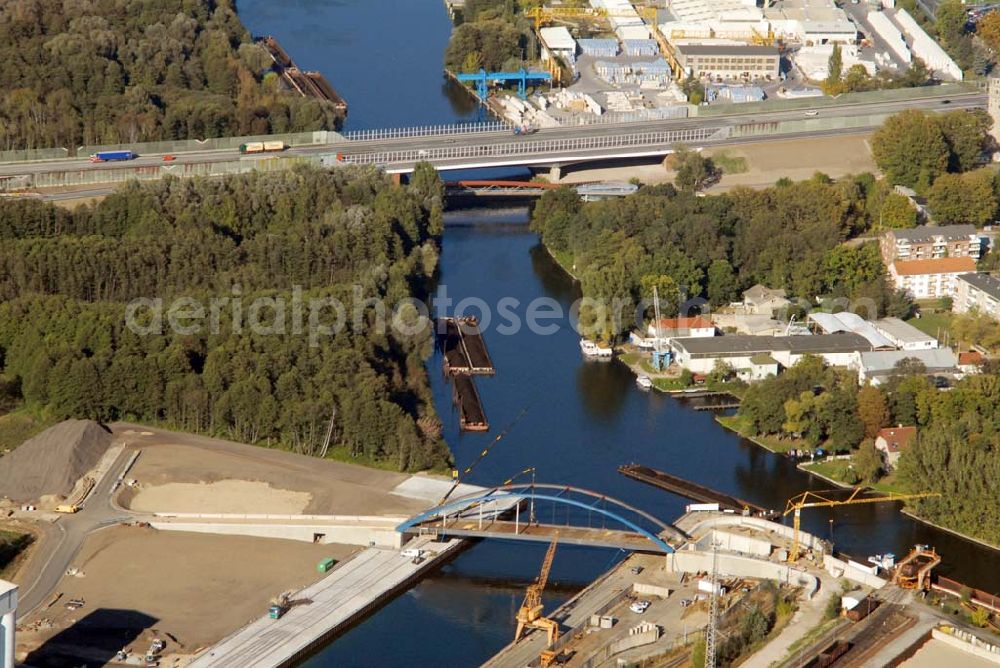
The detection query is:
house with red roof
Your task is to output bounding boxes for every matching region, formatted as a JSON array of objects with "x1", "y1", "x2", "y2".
[{"x1": 874, "y1": 426, "x2": 917, "y2": 470}]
